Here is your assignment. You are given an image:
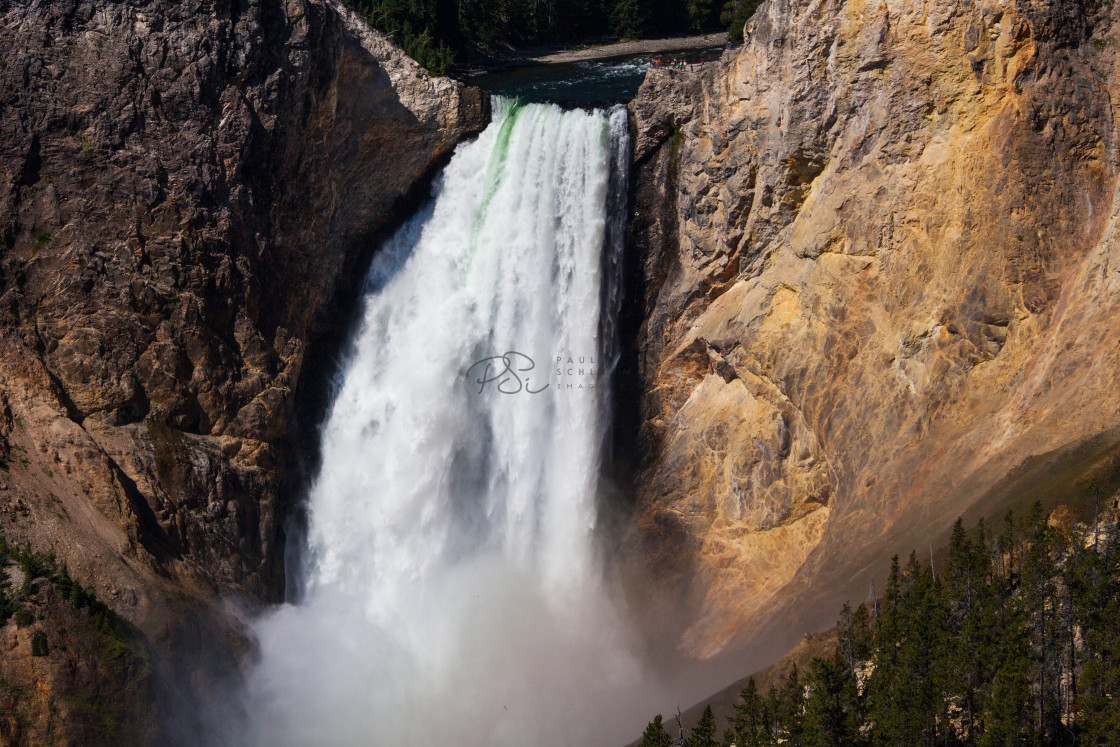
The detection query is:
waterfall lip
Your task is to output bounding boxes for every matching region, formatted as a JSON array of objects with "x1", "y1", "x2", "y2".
[{"x1": 469, "y1": 57, "x2": 658, "y2": 110}]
